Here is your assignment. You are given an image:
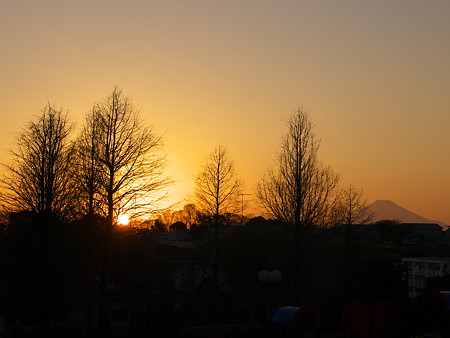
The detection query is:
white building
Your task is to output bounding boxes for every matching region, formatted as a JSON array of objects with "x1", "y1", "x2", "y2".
[{"x1": 402, "y1": 257, "x2": 450, "y2": 299}]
